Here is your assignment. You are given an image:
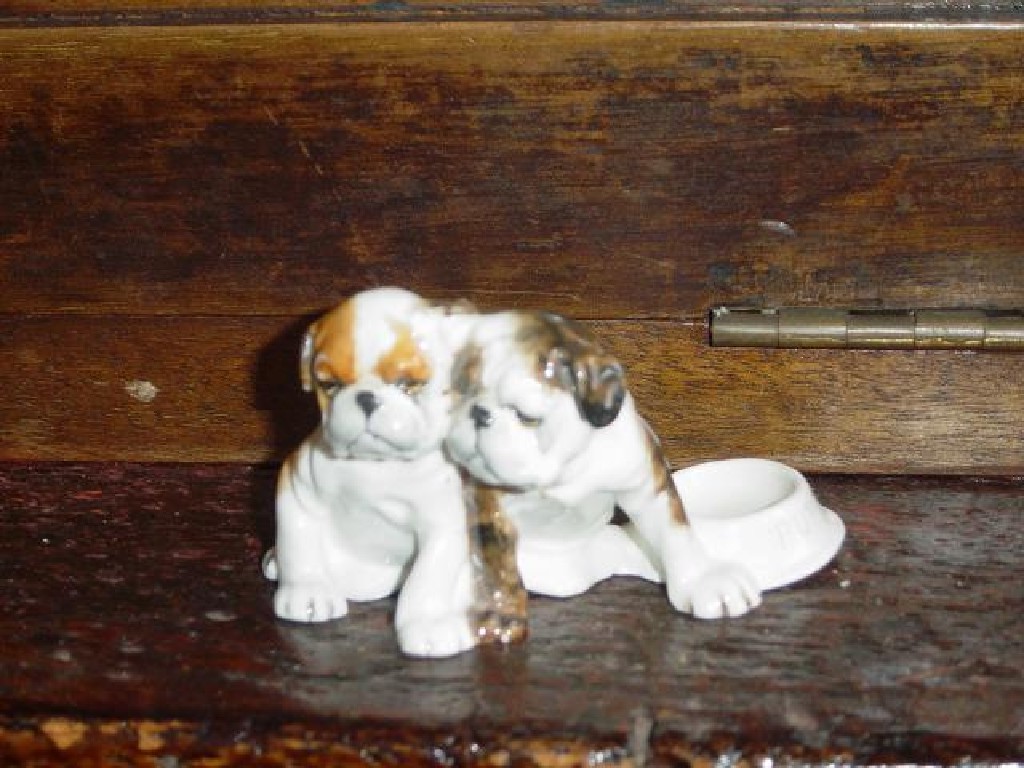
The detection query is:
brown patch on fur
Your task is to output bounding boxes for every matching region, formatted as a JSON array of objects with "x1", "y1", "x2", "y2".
[
  {"x1": 514, "y1": 311, "x2": 577, "y2": 377},
  {"x1": 643, "y1": 422, "x2": 690, "y2": 526},
  {"x1": 514, "y1": 312, "x2": 625, "y2": 427},
  {"x1": 667, "y1": 478, "x2": 688, "y2": 526},
  {"x1": 452, "y1": 341, "x2": 484, "y2": 399},
  {"x1": 465, "y1": 474, "x2": 529, "y2": 646},
  {"x1": 310, "y1": 299, "x2": 358, "y2": 387},
  {"x1": 277, "y1": 450, "x2": 299, "y2": 495},
  {"x1": 373, "y1": 321, "x2": 432, "y2": 386}
]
